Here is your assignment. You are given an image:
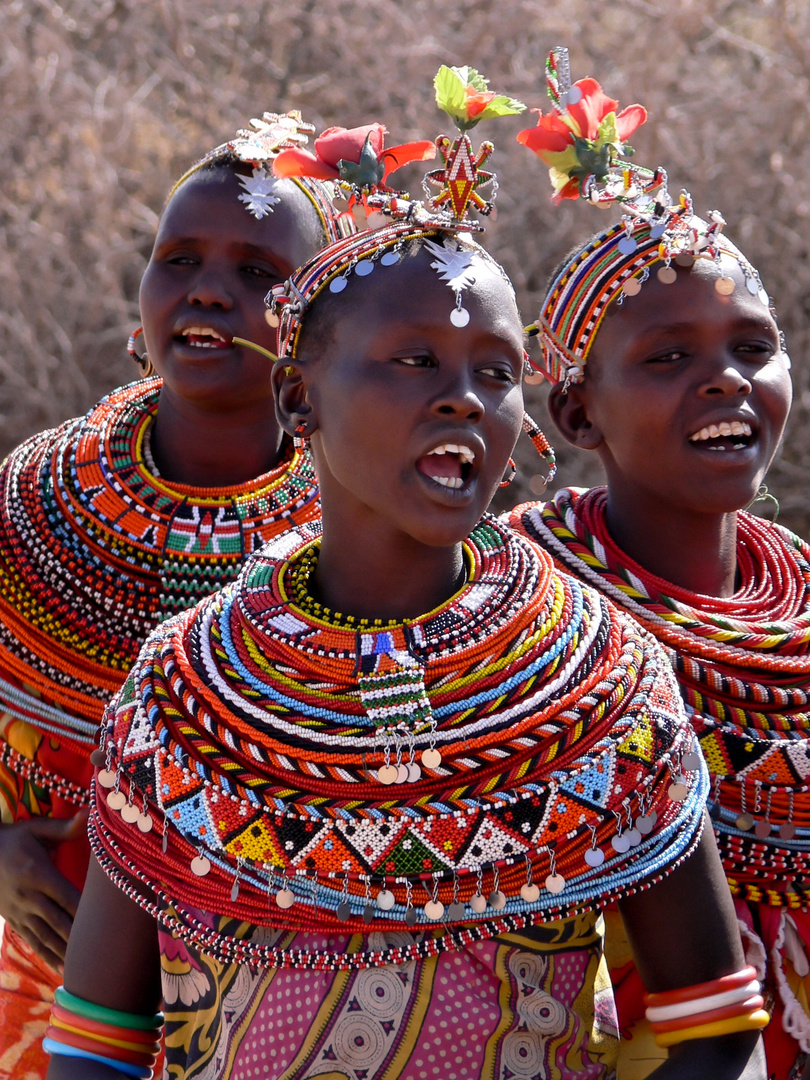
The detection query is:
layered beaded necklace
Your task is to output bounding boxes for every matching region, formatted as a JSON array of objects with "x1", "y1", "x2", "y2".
[
  {"x1": 0, "y1": 378, "x2": 319, "y2": 766},
  {"x1": 92, "y1": 515, "x2": 706, "y2": 970},
  {"x1": 510, "y1": 487, "x2": 810, "y2": 908}
]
